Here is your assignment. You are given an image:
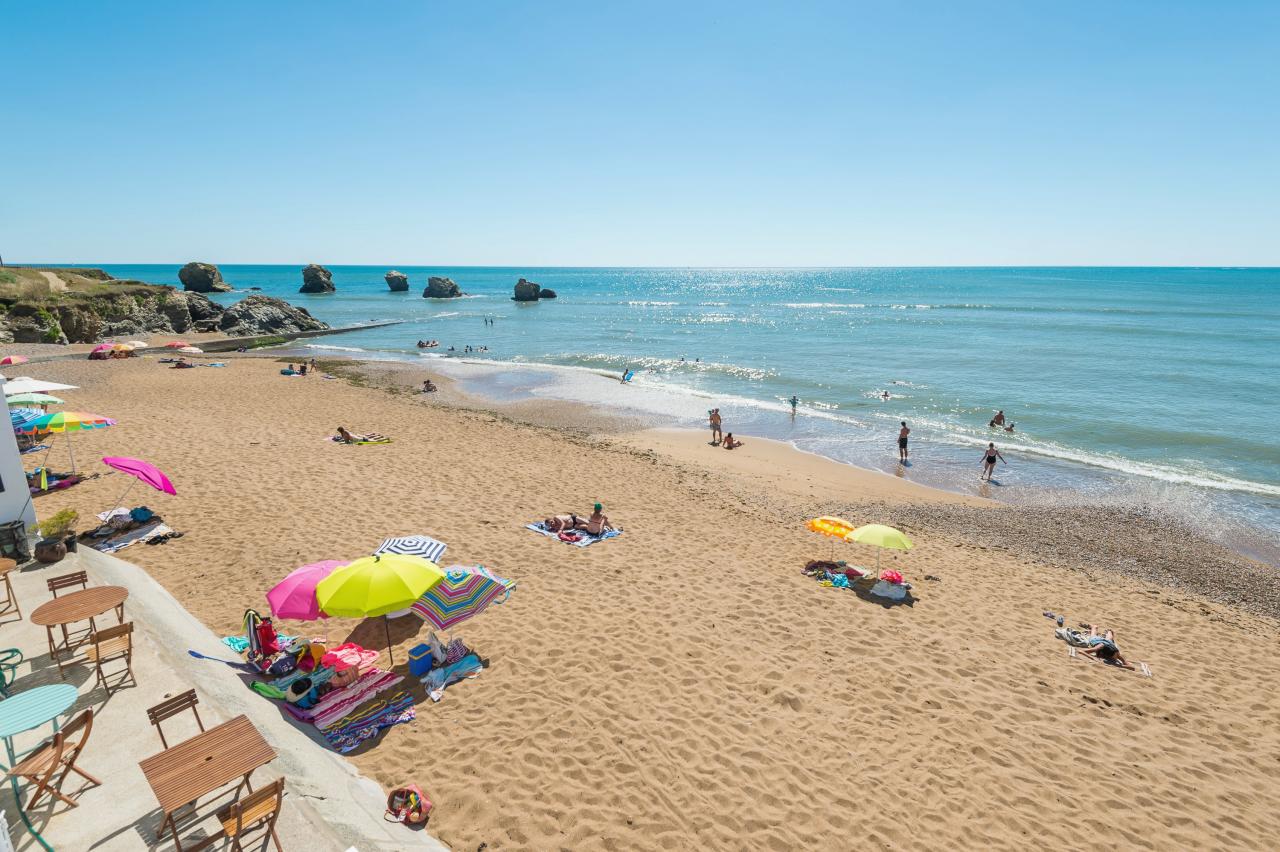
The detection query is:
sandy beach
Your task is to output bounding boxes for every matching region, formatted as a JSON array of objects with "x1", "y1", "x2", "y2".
[{"x1": 18, "y1": 353, "x2": 1280, "y2": 851}]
